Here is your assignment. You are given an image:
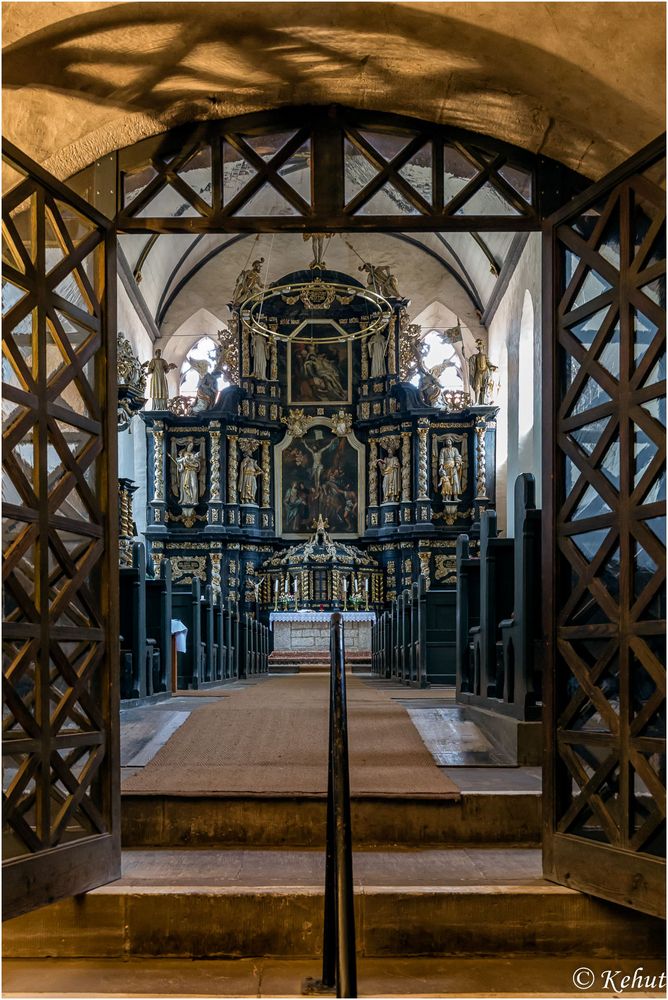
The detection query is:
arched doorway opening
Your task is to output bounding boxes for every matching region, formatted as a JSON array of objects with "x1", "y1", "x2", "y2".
[{"x1": 2, "y1": 107, "x2": 665, "y2": 930}]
